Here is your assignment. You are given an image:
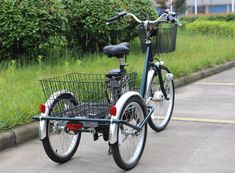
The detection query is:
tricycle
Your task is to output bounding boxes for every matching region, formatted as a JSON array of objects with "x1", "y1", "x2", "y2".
[{"x1": 33, "y1": 9, "x2": 181, "y2": 170}]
